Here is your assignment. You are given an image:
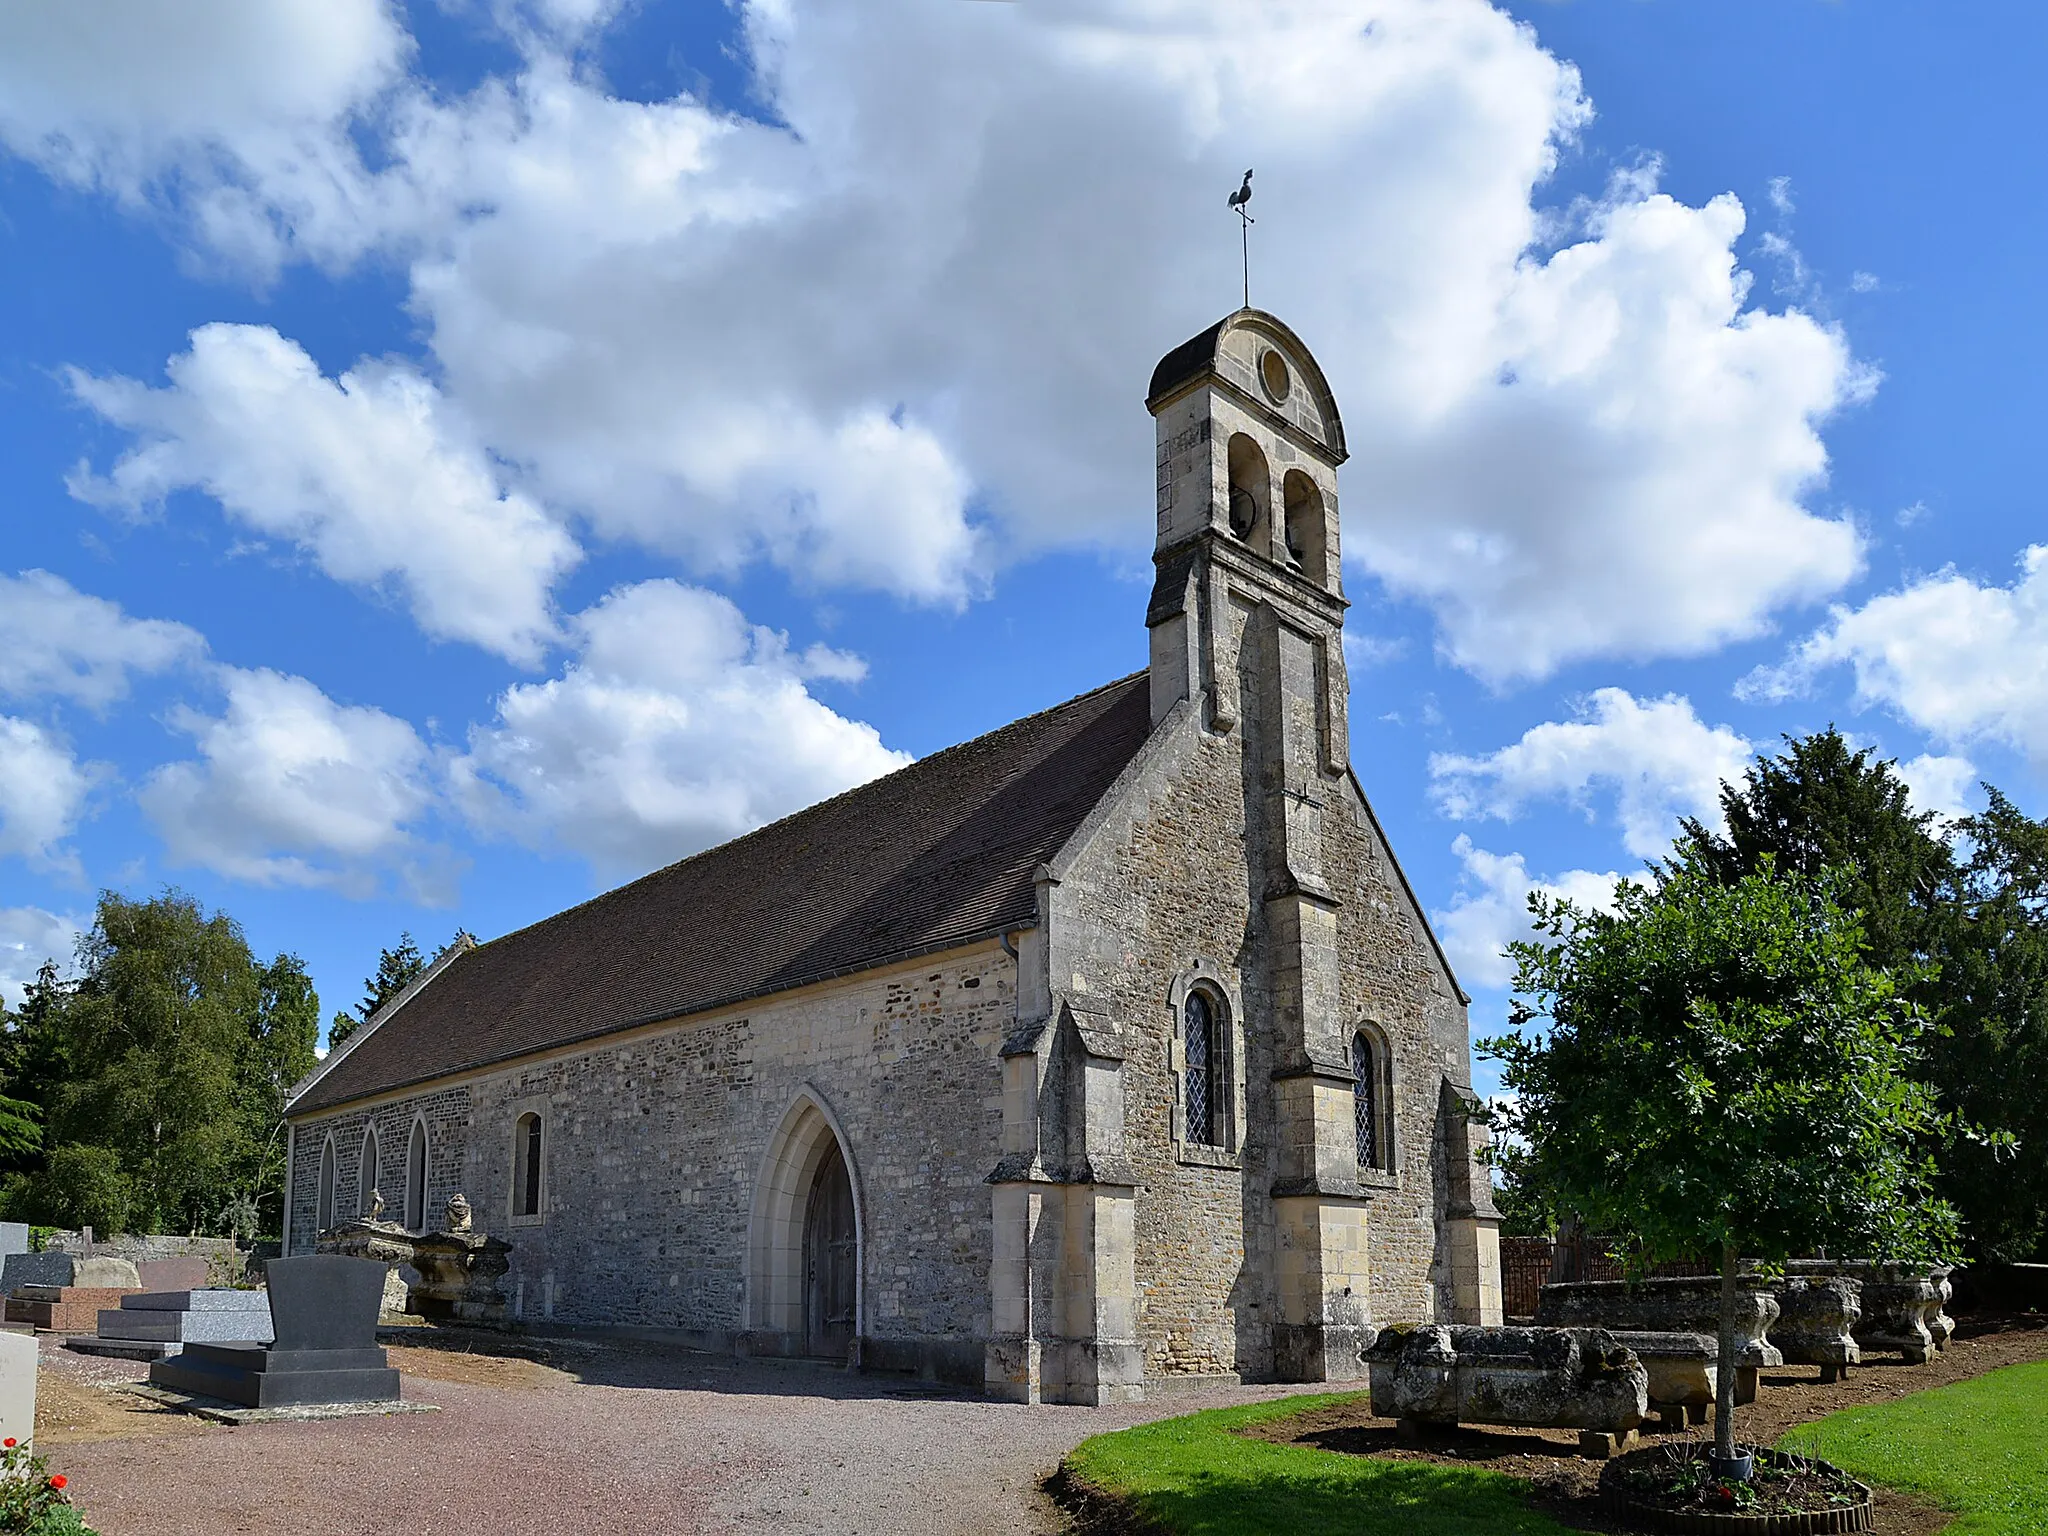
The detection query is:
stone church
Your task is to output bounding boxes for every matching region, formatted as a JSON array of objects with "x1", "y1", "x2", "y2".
[{"x1": 282, "y1": 308, "x2": 1505, "y2": 1405}]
